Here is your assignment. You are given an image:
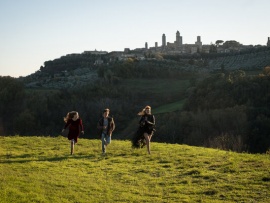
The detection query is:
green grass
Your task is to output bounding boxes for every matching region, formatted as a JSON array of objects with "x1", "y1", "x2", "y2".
[
  {"x1": 1, "y1": 136, "x2": 270, "y2": 203},
  {"x1": 120, "y1": 79, "x2": 190, "y2": 95},
  {"x1": 153, "y1": 99, "x2": 186, "y2": 114}
]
